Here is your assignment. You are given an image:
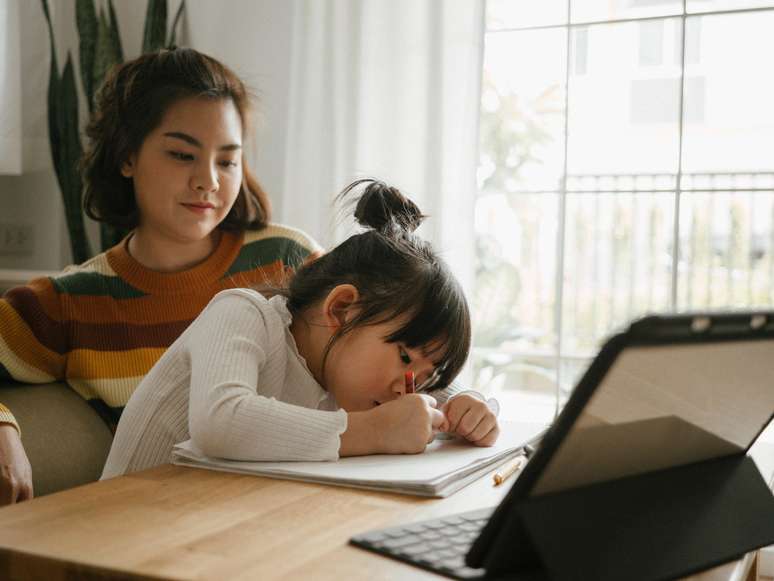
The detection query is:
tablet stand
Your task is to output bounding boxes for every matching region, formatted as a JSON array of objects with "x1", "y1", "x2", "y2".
[{"x1": 483, "y1": 454, "x2": 774, "y2": 581}]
